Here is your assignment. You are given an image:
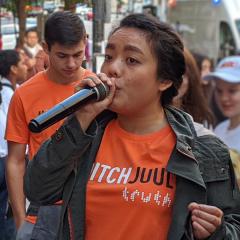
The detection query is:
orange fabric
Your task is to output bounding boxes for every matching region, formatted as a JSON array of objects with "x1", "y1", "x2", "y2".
[
  {"x1": 6, "y1": 69, "x2": 95, "y2": 160},
  {"x1": 7, "y1": 69, "x2": 94, "y2": 225},
  {"x1": 25, "y1": 200, "x2": 63, "y2": 223},
  {"x1": 54, "y1": 200, "x2": 63, "y2": 205},
  {"x1": 86, "y1": 120, "x2": 176, "y2": 240},
  {"x1": 25, "y1": 215, "x2": 37, "y2": 224}
]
